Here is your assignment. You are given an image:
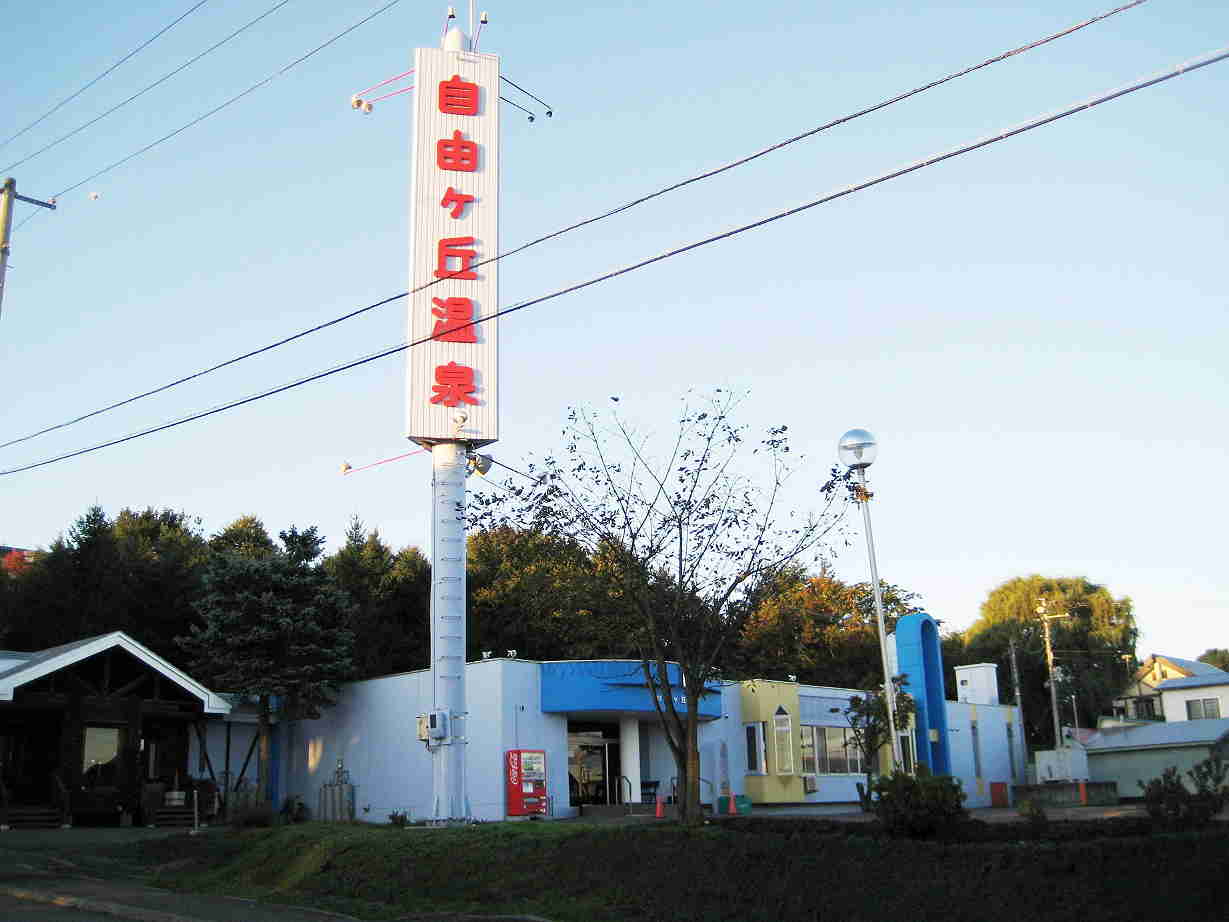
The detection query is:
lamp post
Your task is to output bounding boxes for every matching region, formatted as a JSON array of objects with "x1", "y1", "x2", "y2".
[{"x1": 838, "y1": 429, "x2": 903, "y2": 771}]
